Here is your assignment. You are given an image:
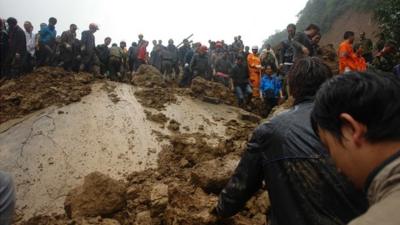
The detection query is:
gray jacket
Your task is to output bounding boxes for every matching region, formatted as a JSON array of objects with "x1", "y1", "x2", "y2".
[{"x1": 349, "y1": 151, "x2": 400, "y2": 225}]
